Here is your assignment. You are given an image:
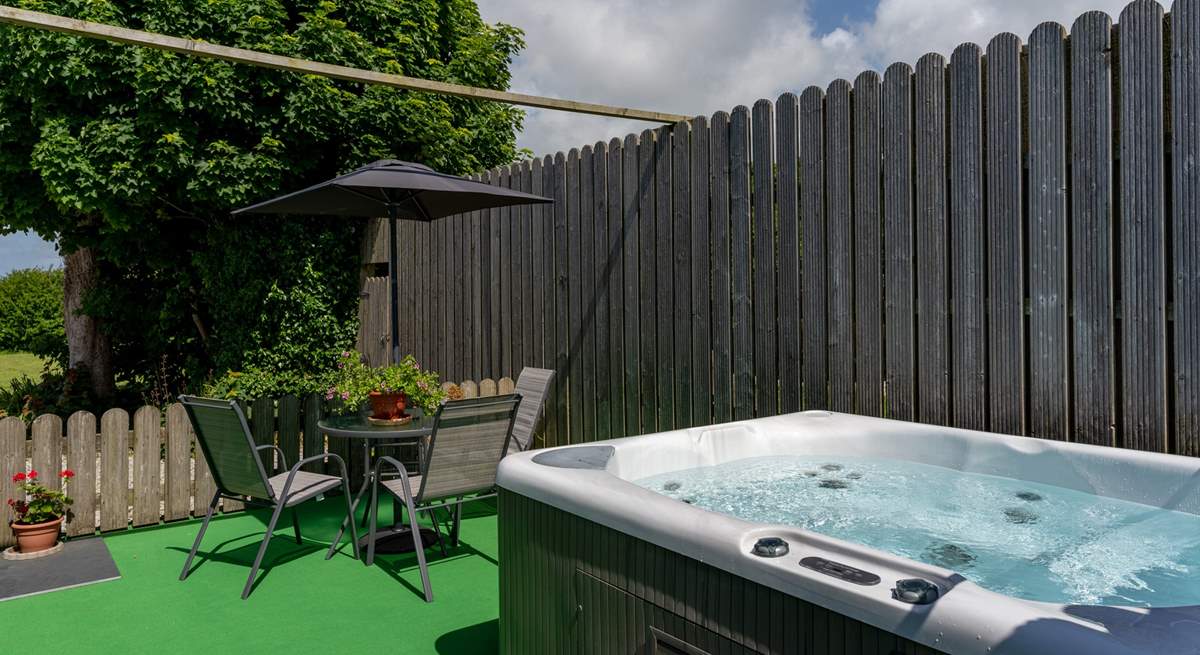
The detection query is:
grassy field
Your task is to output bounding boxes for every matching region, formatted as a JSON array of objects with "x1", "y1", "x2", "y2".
[{"x1": 0, "y1": 351, "x2": 47, "y2": 387}]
